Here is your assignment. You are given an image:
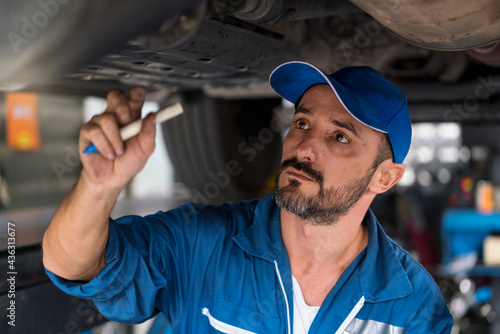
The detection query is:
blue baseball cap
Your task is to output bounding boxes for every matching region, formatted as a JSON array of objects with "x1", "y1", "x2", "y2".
[{"x1": 269, "y1": 61, "x2": 412, "y2": 164}]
